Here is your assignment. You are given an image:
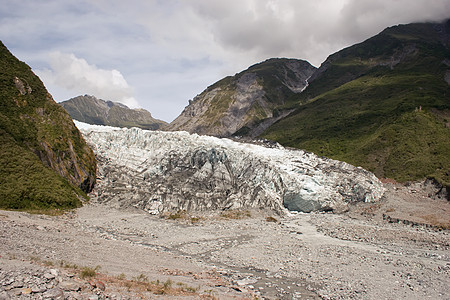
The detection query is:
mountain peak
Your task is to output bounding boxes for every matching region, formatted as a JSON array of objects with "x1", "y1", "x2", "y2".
[
  {"x1": 166, "y1": 58, "x2": 316, "y2": 137},
  {"x1": 262, "y1": 20, "x2": 450, "y2": 188},
  {"x1": 60, "y1": 95, "x2": 167, "y2": 130}
]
